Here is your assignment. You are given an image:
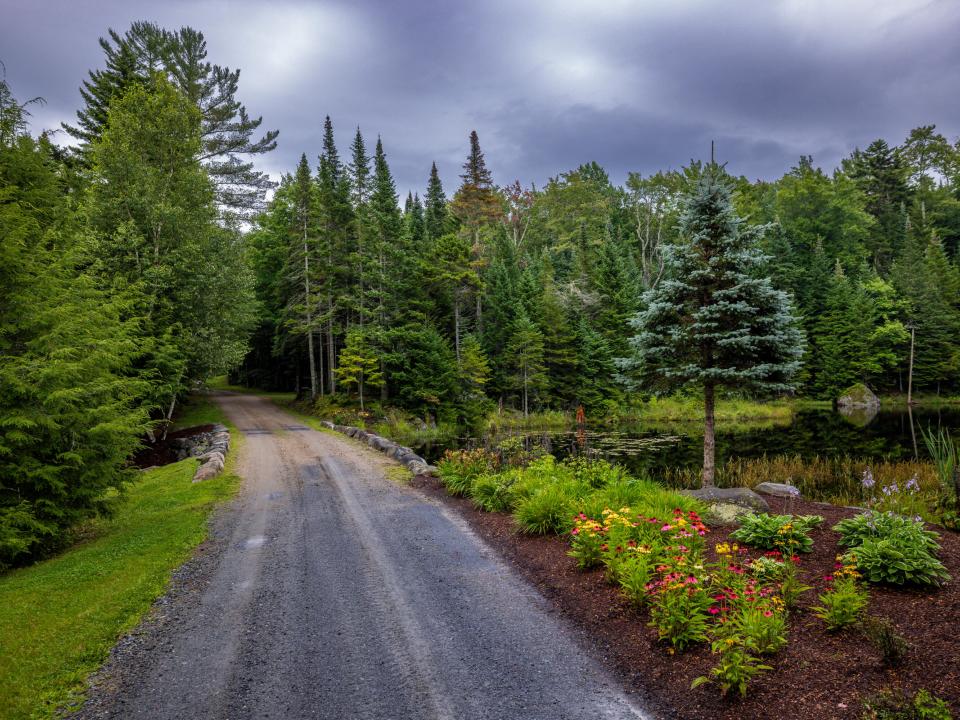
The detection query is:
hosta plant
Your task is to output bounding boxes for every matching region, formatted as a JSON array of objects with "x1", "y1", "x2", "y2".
[
  {"x1": 834, "y1": 511, "x2": 940, "y2": 552},
  {"x1": 844, "y1": 535, "x2": 950, "y2": 587},
  {"x1": 730, "y1": 513, "x2": 823, "y2": 555}
]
